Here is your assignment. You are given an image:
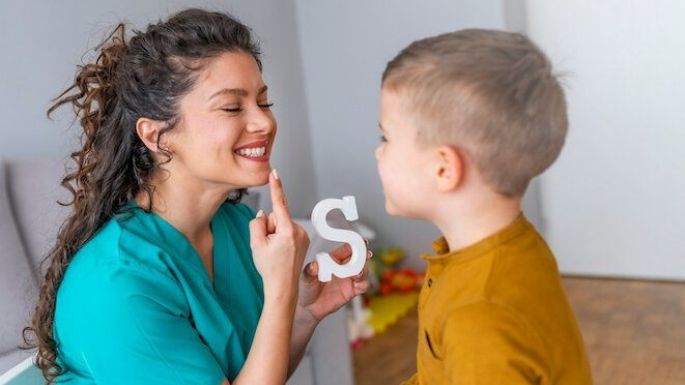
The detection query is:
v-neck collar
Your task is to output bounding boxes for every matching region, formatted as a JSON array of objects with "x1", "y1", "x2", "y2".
[{"x1": 124, "y1": 200, "x2": 223, "y2": 290}]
